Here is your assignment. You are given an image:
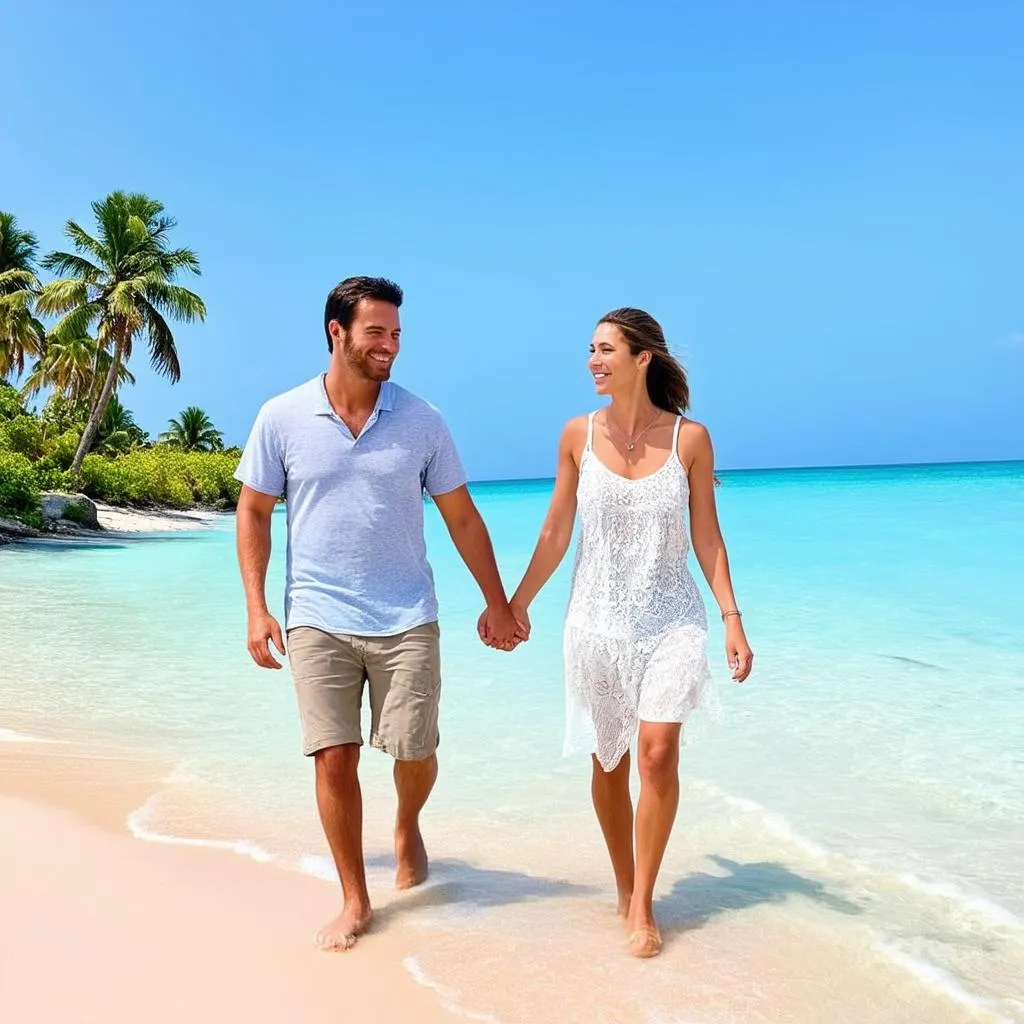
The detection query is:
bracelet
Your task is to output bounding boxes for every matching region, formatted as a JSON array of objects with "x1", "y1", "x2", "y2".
[{"x1": 721, "y1": 609, "x2": 742, "y2": 621}]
